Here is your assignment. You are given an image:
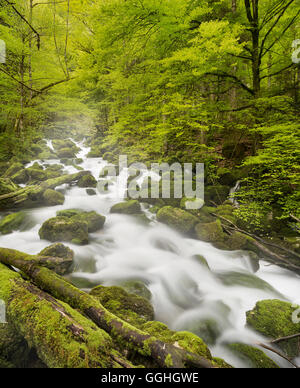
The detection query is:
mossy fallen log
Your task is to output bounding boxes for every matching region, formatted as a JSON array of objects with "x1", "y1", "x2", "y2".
[
  {"x1": 0, "y1": 171, "x2": 91, "y2": 210},
  {"x1": 0, "y1": 263, "x2": 132, "y2": 368},
  {"x1": 0, "y1": 249, "x2": 215, "y2": 369},
  {"x1": 0, "y1": 248, "x2": 73, "y2": 275}
]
